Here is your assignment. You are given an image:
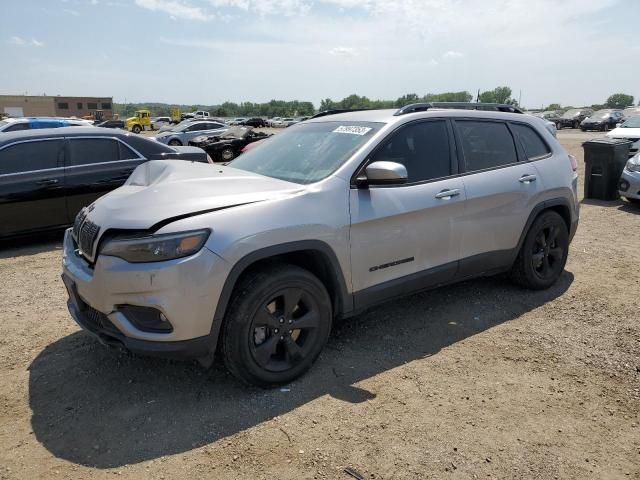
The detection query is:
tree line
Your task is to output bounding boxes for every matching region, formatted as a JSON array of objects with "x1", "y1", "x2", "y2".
[{"x1": 113, "y1": 88, "x2": 637, "y2": 119}]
